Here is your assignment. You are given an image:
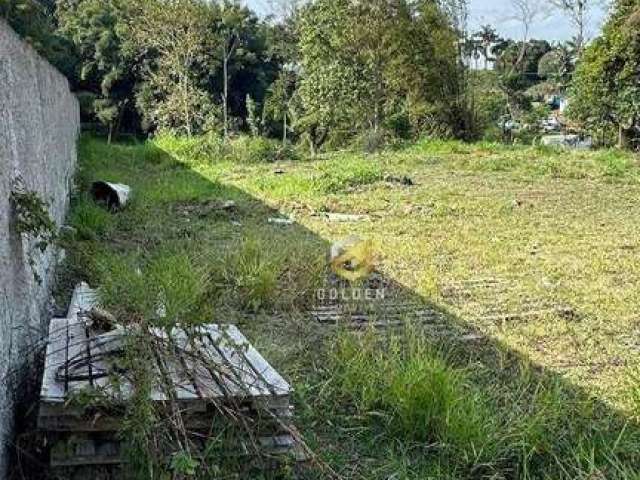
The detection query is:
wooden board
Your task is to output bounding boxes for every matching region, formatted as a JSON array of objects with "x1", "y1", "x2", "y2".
[
  {"x1": 40, "y1": 318, "x2": 68, "y2": 403},
  {"x1": 66, "y1": 282, "x2": 98, "y2": 320},
  {"x1": 40, "y1": 282, "x2": 297, "y2": 477},
  {"x1": 40, "y1": 285, "x2": 293, "y2": 420}
]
